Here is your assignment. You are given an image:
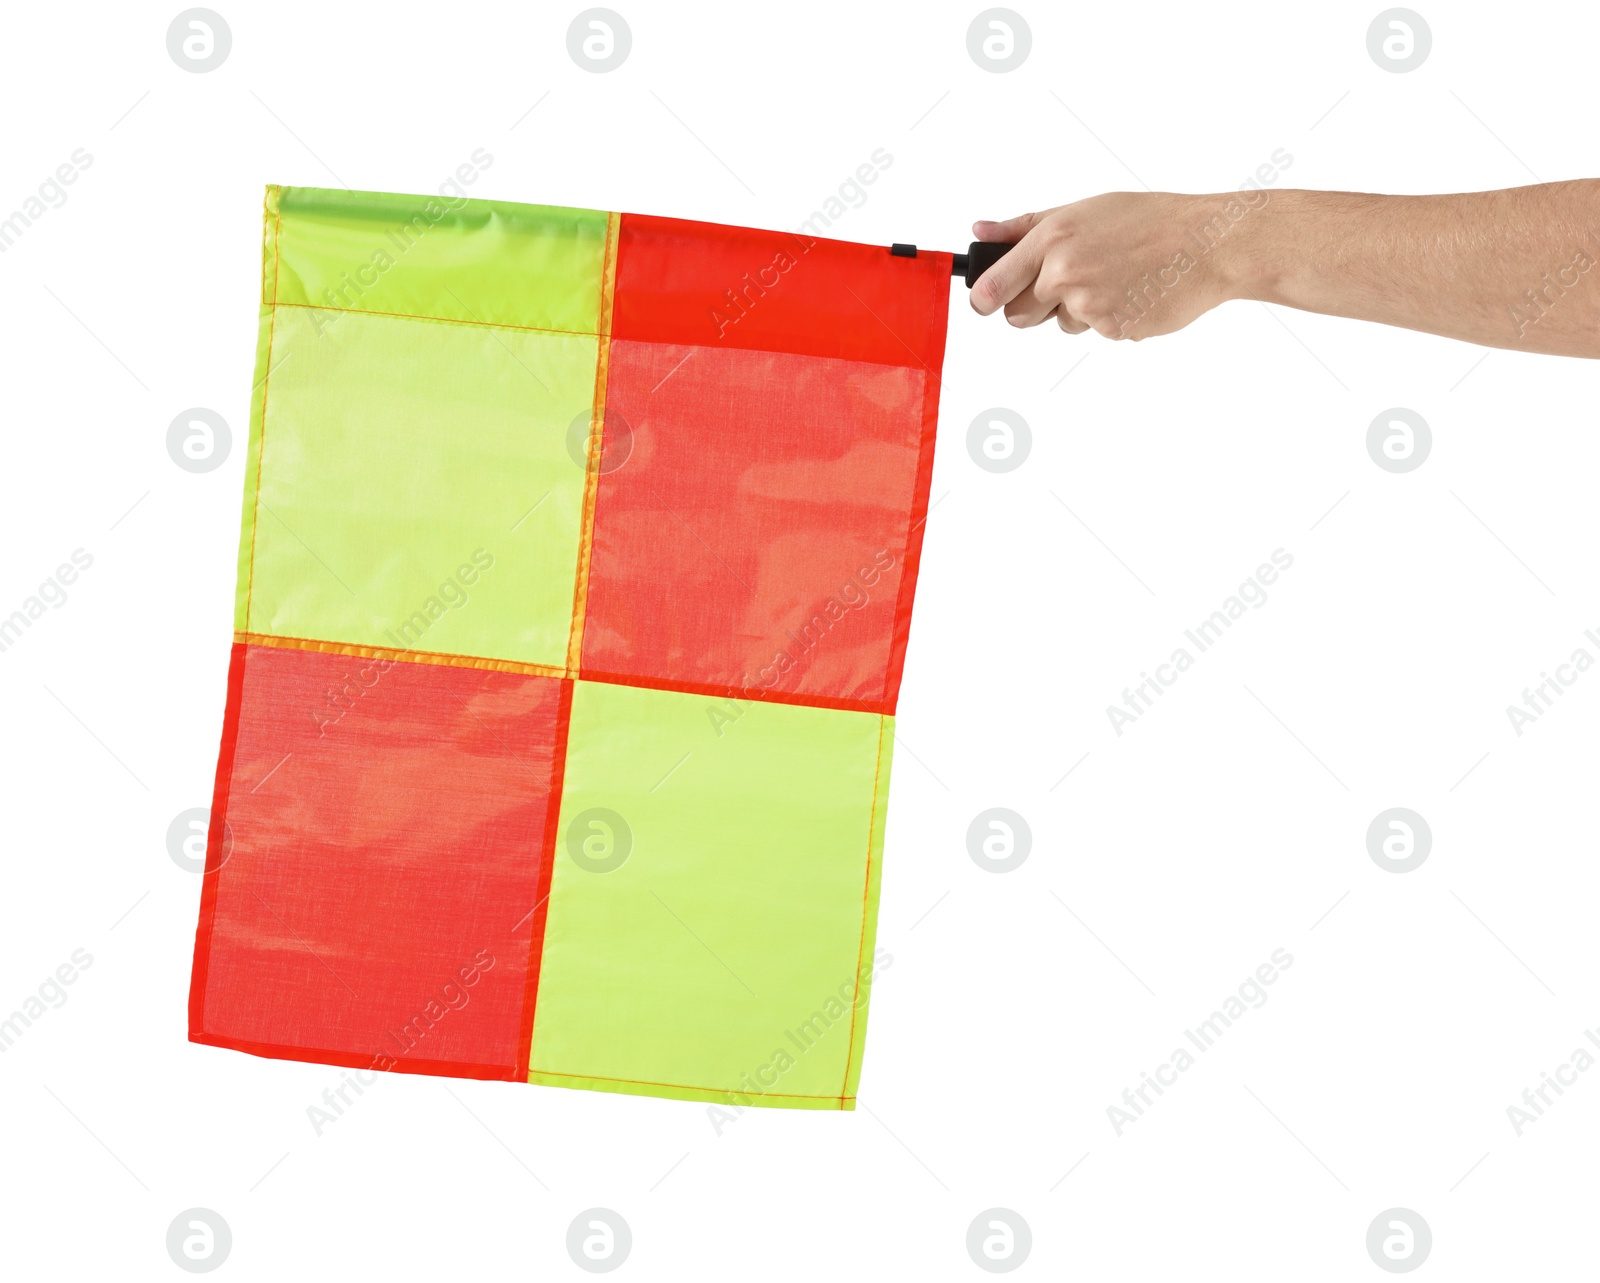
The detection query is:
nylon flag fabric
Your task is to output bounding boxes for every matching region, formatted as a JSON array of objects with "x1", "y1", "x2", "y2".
[{"x1": 187, "y1": 185, "x2": 950, "y2": 1110}]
